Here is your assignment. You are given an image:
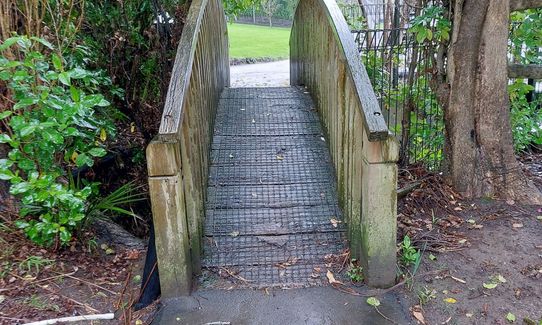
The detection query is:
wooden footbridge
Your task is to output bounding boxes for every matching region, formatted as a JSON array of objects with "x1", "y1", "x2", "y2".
[{"x1": 146, "y1": 0, "x2": 398, "y2": 298}]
